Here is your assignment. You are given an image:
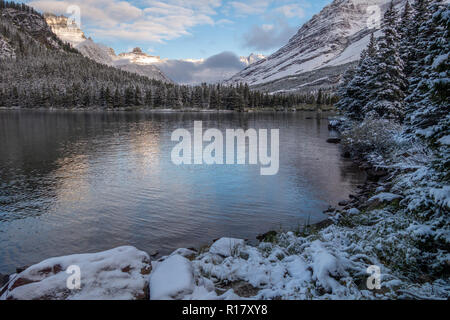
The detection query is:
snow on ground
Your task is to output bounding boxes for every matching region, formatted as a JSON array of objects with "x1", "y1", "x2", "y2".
[
  {"x1": 0, "y1": 246, "x2": 151, "y2": 300},
  {"x1": 438, "y1": 135, "x2": 450, "y2": 145},
  {"x1": 209, "y1": 238, "x2": 245, "y2": 257},
  {"x1": 368, "y1": 193, "x2": 403, "y2": 203},
  {"x1": 150, "y1": 255, "x2": 195, "y2": 300}
]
